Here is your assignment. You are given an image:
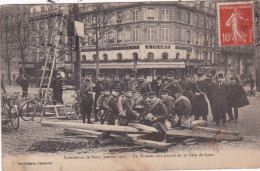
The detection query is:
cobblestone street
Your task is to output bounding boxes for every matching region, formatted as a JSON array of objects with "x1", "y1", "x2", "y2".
[{"x1": 1, "y1": 85, "x2": 260, "y2": 156}]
